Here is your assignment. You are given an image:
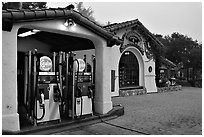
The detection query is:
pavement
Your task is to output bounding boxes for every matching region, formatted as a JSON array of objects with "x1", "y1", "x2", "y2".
[
  {"x1": 53, "y1": 87, "x2": 202, "y2": 135},
  {"x1": 2, "y1": 106, "x2": 124, "y2": 135}
]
